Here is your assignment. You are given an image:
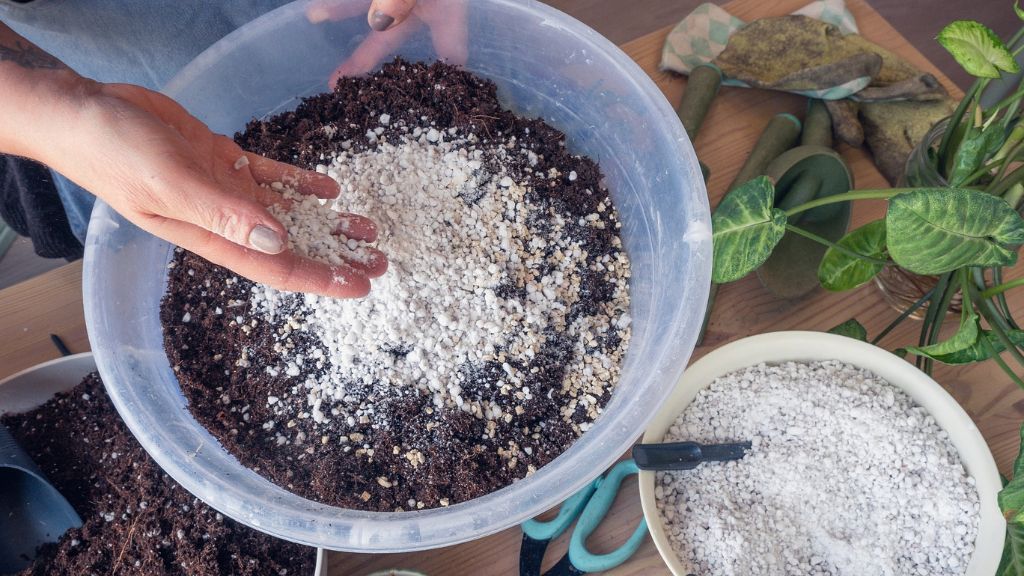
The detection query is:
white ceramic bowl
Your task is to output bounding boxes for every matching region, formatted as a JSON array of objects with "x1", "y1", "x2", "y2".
[{"x1": 638, "y1": 331, "x2": 1003, "y2": 576}]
